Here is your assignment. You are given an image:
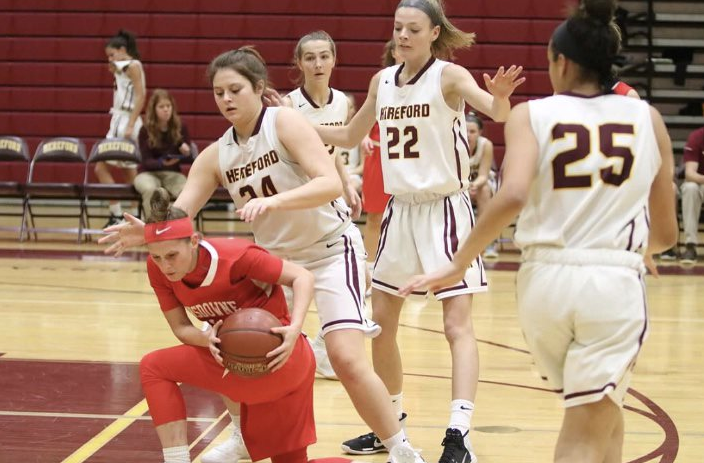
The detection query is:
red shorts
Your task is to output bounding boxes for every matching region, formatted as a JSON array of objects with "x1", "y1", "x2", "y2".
[
  {"x1": 362, "y1": 147, "x2": 391, "y2": 213},
  {"x1": 140, "y1": 335, "x2": 316, "y2": 461}
]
